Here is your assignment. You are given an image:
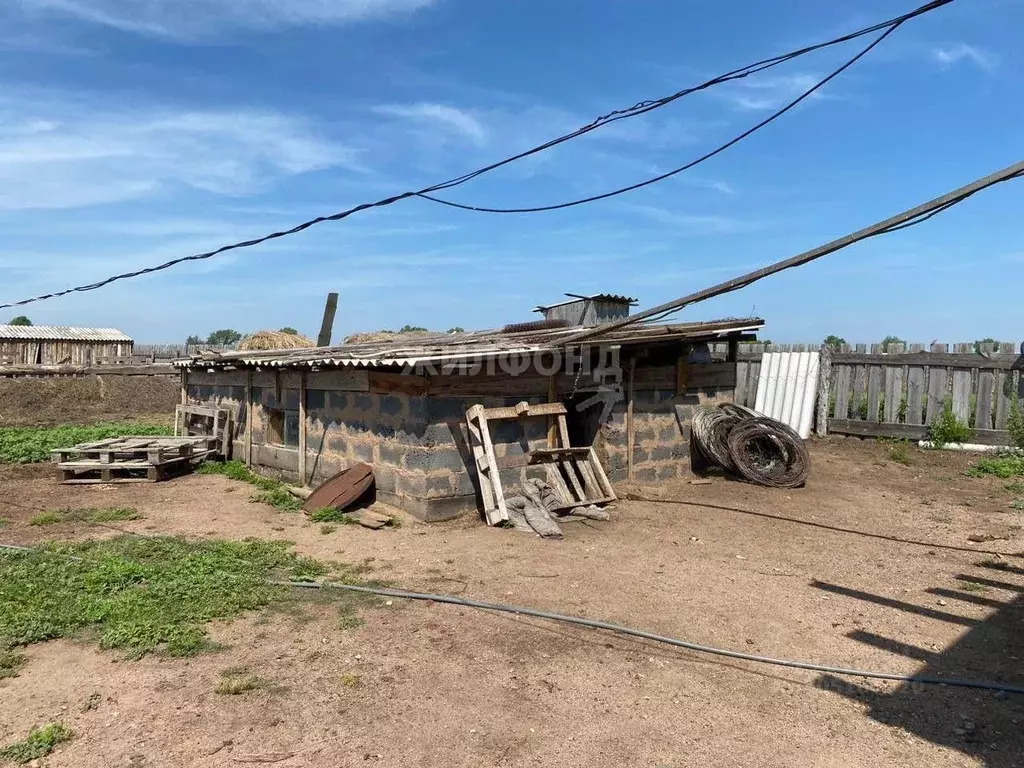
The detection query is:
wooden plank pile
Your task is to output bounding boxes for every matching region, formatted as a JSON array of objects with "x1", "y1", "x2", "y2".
[
  {"x1": 466, "y1": 401, "x2": 615, "y2": 527},
  {"x1": 52, "y1": 436, "x2": 220, "y2": 484}
]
